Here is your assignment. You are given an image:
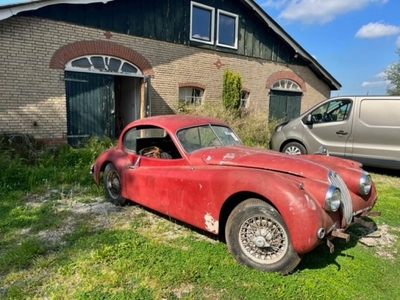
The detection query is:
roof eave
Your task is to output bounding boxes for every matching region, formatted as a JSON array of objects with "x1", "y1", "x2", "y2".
[{"x1": 0, "y1": 0, "x2": 113, "y2": 21}]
